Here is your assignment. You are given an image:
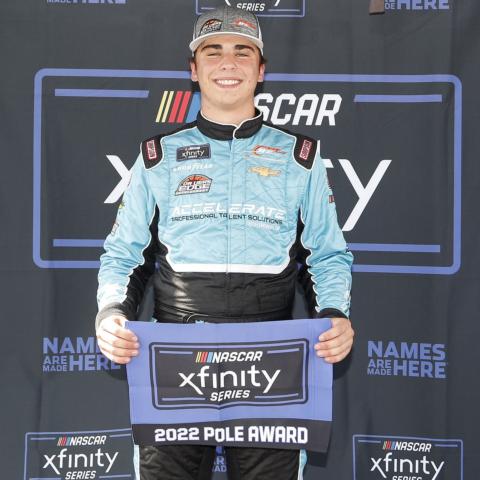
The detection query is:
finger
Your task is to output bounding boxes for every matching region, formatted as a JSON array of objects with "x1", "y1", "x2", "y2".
[
  {"x1": 97, "y1": 345, "x2": 131, "y2": 365},
  {"x1": 315, "y1": 328, "x2": 354, "y2": 351},
  {"x1": 315, "y1": 337, "x2": 353, "y2": 358},
  {"x1": 97, "y1": 329, "x2": 139, "y2": 351},
  {"x1": 100, "y1": 318, "x2": 138, "y2": 342},
  {"x1": 97, "y1": 337, "x2": 139, "y2": 361},
  {"x1": 318, "y1": 318, "x2": 351, "y2": 342}
]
